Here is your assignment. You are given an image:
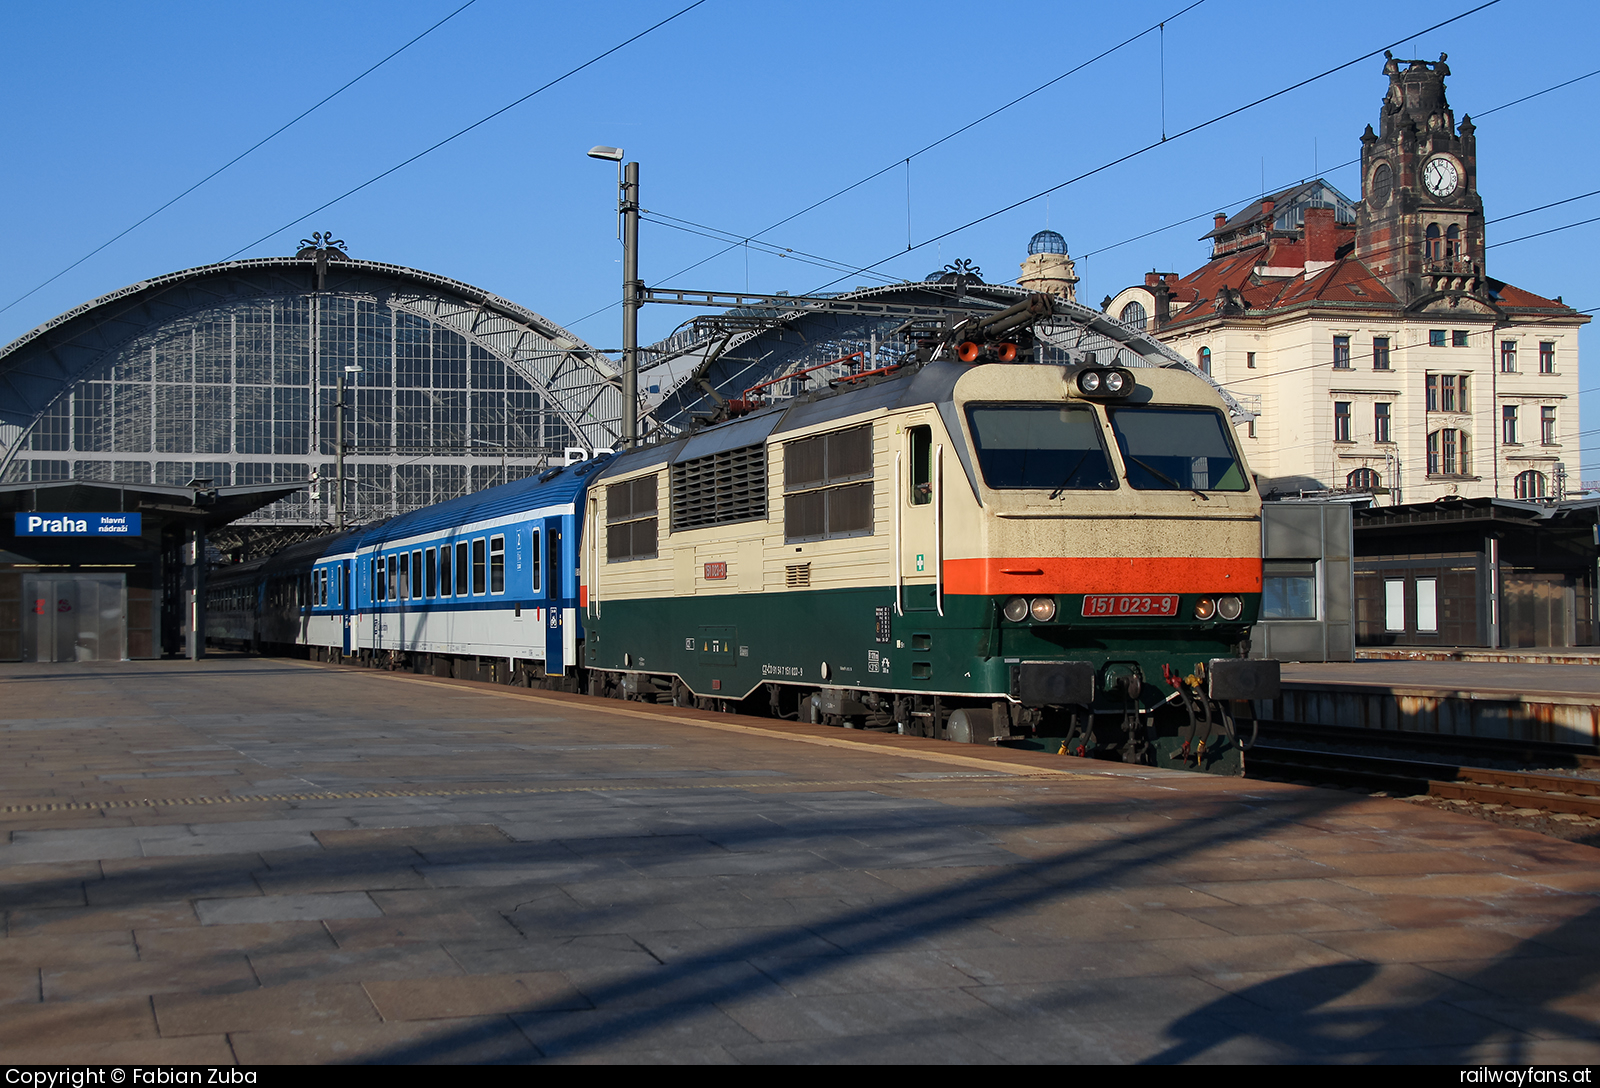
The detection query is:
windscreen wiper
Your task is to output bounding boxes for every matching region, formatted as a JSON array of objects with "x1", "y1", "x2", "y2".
[{"x1": 1127, "y1": 455, "x2": 1208, "y2": 500}]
